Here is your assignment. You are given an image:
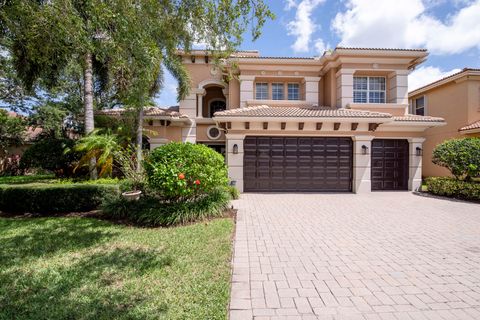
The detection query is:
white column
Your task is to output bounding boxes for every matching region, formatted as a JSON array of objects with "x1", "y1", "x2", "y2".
[
  {"x1": 239, "y1": 75, "x2": 254, "y2": 108},
  {"x1": 335, "y1": 69, "x2": 354, "y2": 108},
  {"x1": 408, "y1": 137, "x2": 425, "y2": 191},
  {"x1": 389, "y1": 70, "x2": 410, "y2": 105},
  {"x1": 222, "y1": 88, "x2": 230, "y2": 109},
  {"x1": 196, "y1": 89, "x2": 205, "y2": 118},
  {"x1": 226, "y1": 134, "x2": 245, "y2": 192},
  {"x1": 304, "y1": 76, "x2": 321, "y2": 105},
  {"x1": 352, "y1": 135, "x2": 375, "y2": 193}
]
